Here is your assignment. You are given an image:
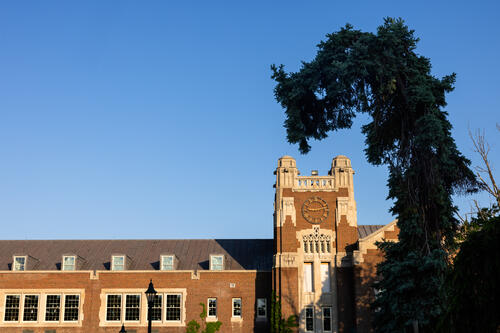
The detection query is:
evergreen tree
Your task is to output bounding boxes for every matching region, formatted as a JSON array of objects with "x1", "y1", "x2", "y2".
[{"x1": 271, "y1": 18, "x2": 476, "y2": 332}]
